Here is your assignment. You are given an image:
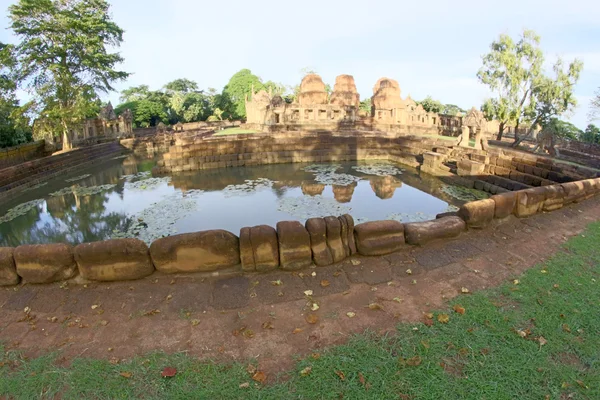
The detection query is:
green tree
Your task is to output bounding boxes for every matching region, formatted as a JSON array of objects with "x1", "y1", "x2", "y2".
[
  {"x1": 580, "y1": 124, "x2": 600, "y2": 144},
  {"x1": 9, "y1": 0, "x2": 129, "y2": 150},
  {"x1": 119, "y1": 85, "x2": 150, "y2": 103},
  {"x1": 417, "y1": 96, "x2": 444, "y2": 113},
  {"x1": 0, "y1": 42, "x2": 33, "y2": 147},
  {"x1": 543, "y1": 118, "x2": 582, "y2": 140},
  {"x1": 442, "y1": 104, "x2": 466, "y2": 116},
  {"x1": 477, "y1": 29, "x2": 582, "y2": 145},
  {"x1": 359, "y1": 98, "x2": 372, "y2": 113},
  {"x1": 222, "y1": 69, "x2": 264, "y2": 119},
  {"x1": 164, "y1": 78, "x2": 198, "y2": 93}
]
